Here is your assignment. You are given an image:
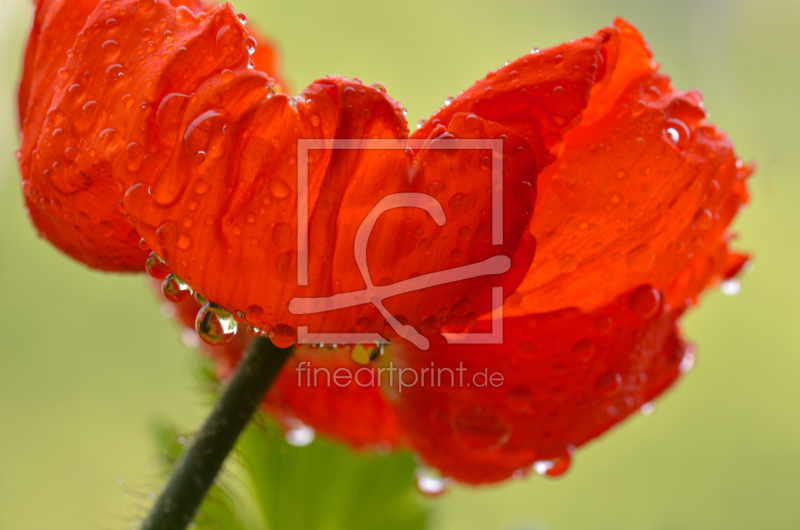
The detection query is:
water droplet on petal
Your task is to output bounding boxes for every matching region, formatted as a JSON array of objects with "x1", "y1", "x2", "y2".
[
  {"x1": 534, "y1": 453, "x2": 571, "y2": 477},
  {"x1": 444, "y1": 96, "x2": 455, "y2": 106},
  {"x1": 452, "y1": 406, "x2": 510, "y2": 452},
  {"x1": 146, "y1": 252, "x2": 171, "y2": 279},
  {"x1": 270, "y1": 324, "x2": 296, "y2": 348},
  {"x1": 721, "y1": 278, "x2": 741, "y2": 296},
  {"x1": 196, "y1": 302, "x2": 238, "y2": 346},
  {"x1": 414, "y1": 466, "x2": 451, "y2": 497},
  {"x1": 626, "y1": 245, "x2": 655, "y2": 272},
  {"x1": 507, "y1": 387, "x2": 533, "y2": 412},
  {"x1": 371, "y1": 82, "x2": 387, "y2": 93},
  {"x1": 285, "y1": 422, "x2": 315, "y2": 447},
  {"x1": 162, "y1": 273, "x2": 192, "y2": 303},
  {"x1": 629, "y1": 285, "x2": 661, "y2": 319},
  {"x1": 350, "y1": 342, "x2": 385, "y2": 366}
]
